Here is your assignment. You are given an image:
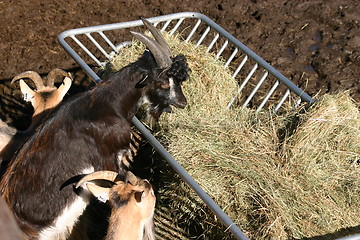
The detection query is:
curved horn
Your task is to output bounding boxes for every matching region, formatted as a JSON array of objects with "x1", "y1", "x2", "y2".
[
  {"x1": 131, "y1": 31, "x2": 172, "y2": 69},
  {"x1": 56, "y1": 77, "x2": 72, "y2": 100},
  {"x1": 47, "y1": 69, "x2": 72, "y2": 87},
  {"x1": 75, "y1": 170, "x2": 119, "y2": 189},
  {"x1": 142, "y1": 19, "x2": 172, "y2": 57},
  {"x1": 11, "y1": 71, "x2": 45, "y2": 90}
]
